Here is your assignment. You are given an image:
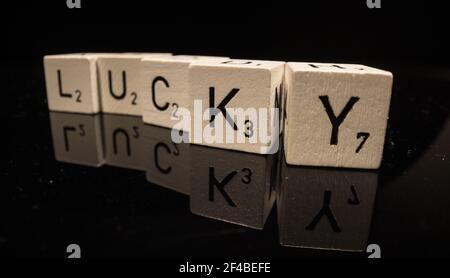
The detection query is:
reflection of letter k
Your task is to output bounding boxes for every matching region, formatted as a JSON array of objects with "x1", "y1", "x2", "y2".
[{"x1": 305, "y1": 190, "x2": 341, "y2": 232}]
